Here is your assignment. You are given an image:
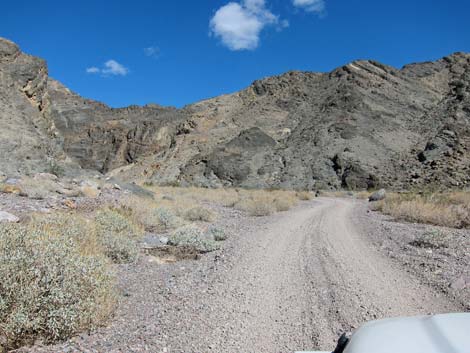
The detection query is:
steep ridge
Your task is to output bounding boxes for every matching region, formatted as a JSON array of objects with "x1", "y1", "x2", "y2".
[
  {"x1": 1, "y1": 36, "x2": 469, "y2": 190},
  {"x1": 44, "y1": 79, "x2": 187, "y2": 173},
  {"x1": 0, "y1": 38, "x2": 64, "y2": 176}
]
